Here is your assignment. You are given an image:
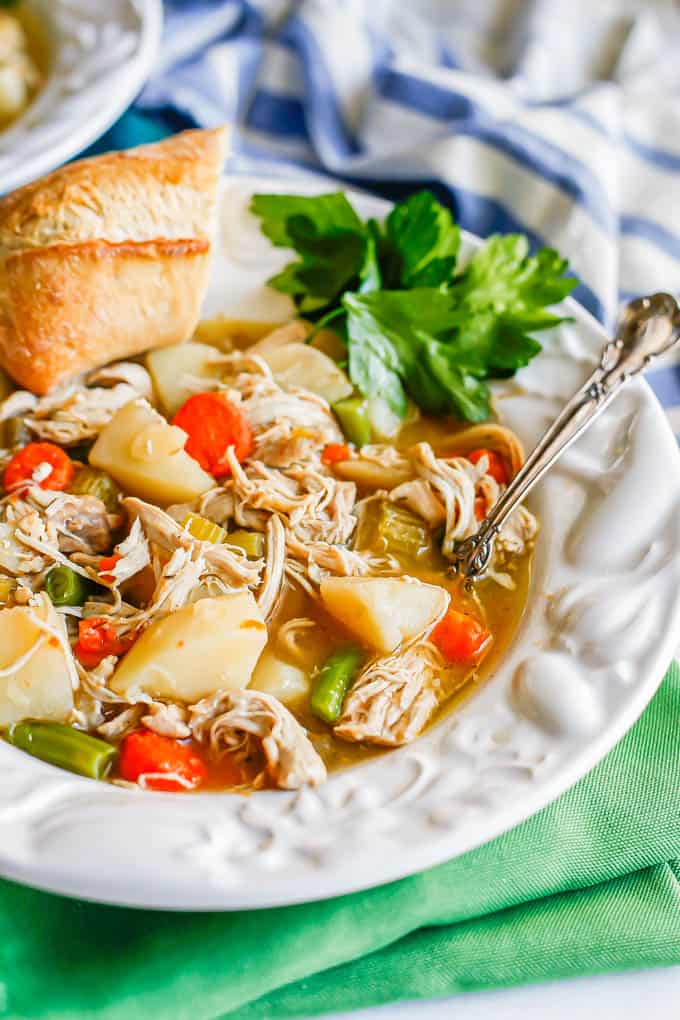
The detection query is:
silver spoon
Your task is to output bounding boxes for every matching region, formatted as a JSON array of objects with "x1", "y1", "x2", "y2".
[{"x1": 455, "y1": 291, "x2": 680, "y2": 581}]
